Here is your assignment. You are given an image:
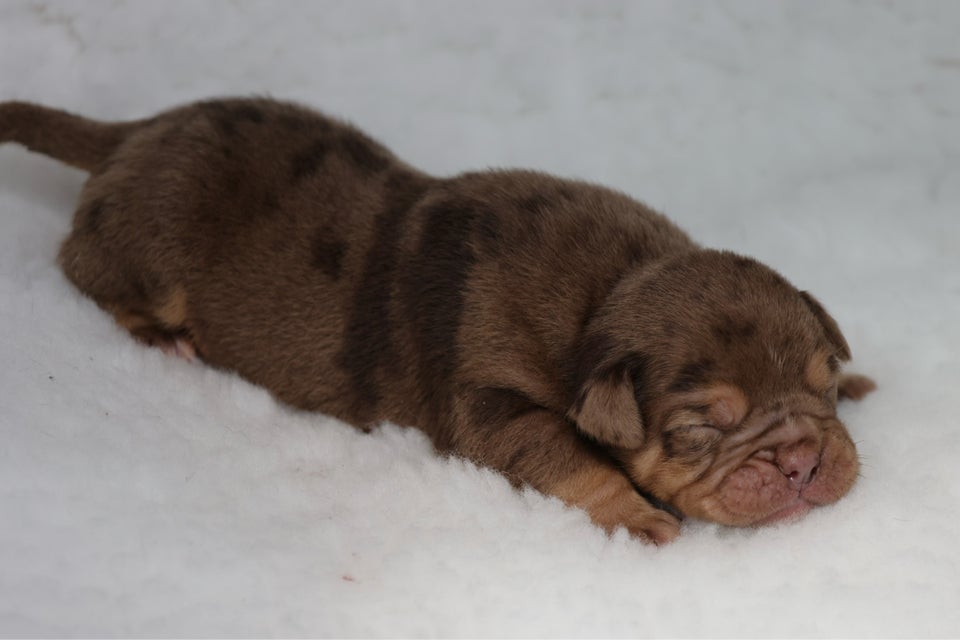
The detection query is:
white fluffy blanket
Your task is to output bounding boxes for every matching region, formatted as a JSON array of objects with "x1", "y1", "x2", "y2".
[{"x1": 1, "y1": 1, "x2": 958, "y2": 636}]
